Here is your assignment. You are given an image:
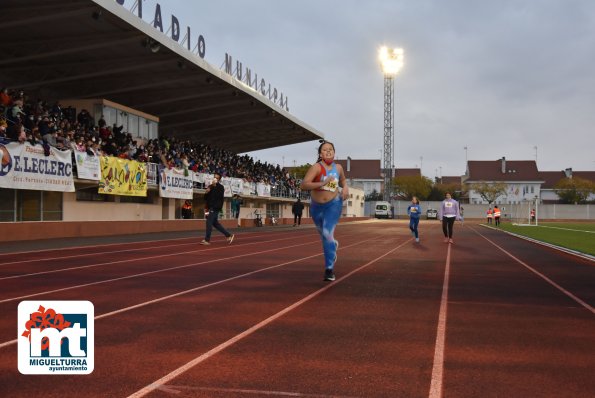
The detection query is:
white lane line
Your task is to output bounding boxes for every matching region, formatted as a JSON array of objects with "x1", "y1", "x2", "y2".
[
  {"x1": 480, "y1": 224, "x2": 595, "y2": 263},
  {"x1": 127, "y1": 238, "x2": 412, "y2": 398},
  {"x1": 0, "y1": 229, "x2": 287, "y2": 258},
  {"x1": 1, "y1": 242, "x2": 327, "y2": 350},
  {"x1": 428, "y1": 243, "x2": 451, "y2": 398},
  {"x1": 473, "y1": 227, "x2": 594, "y2": 315},
  {"x1": 0, "y1": 236, "x2": 379, "y2": 349},
  {"x1": 0, "y1": 238, "x2": 324, "y2": 304},
  {"x1": 0, "y1": 234, "x2": 205, "y2": 258},
  {"x1": 159, "y1": 384, "x2": 360, "y2": 397},
  {"x1": 538, "y1": 225, "x2": 595, "y2": 234},
  {"x1": 0, "y1": 238, "x2": 376, "y2": 348},
  {"x1": 0, "y1": 233, "x2": 319, "y2": 280},
  {"x1": 0, "y1": 230, "x2": 307, "y2": 267}
]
